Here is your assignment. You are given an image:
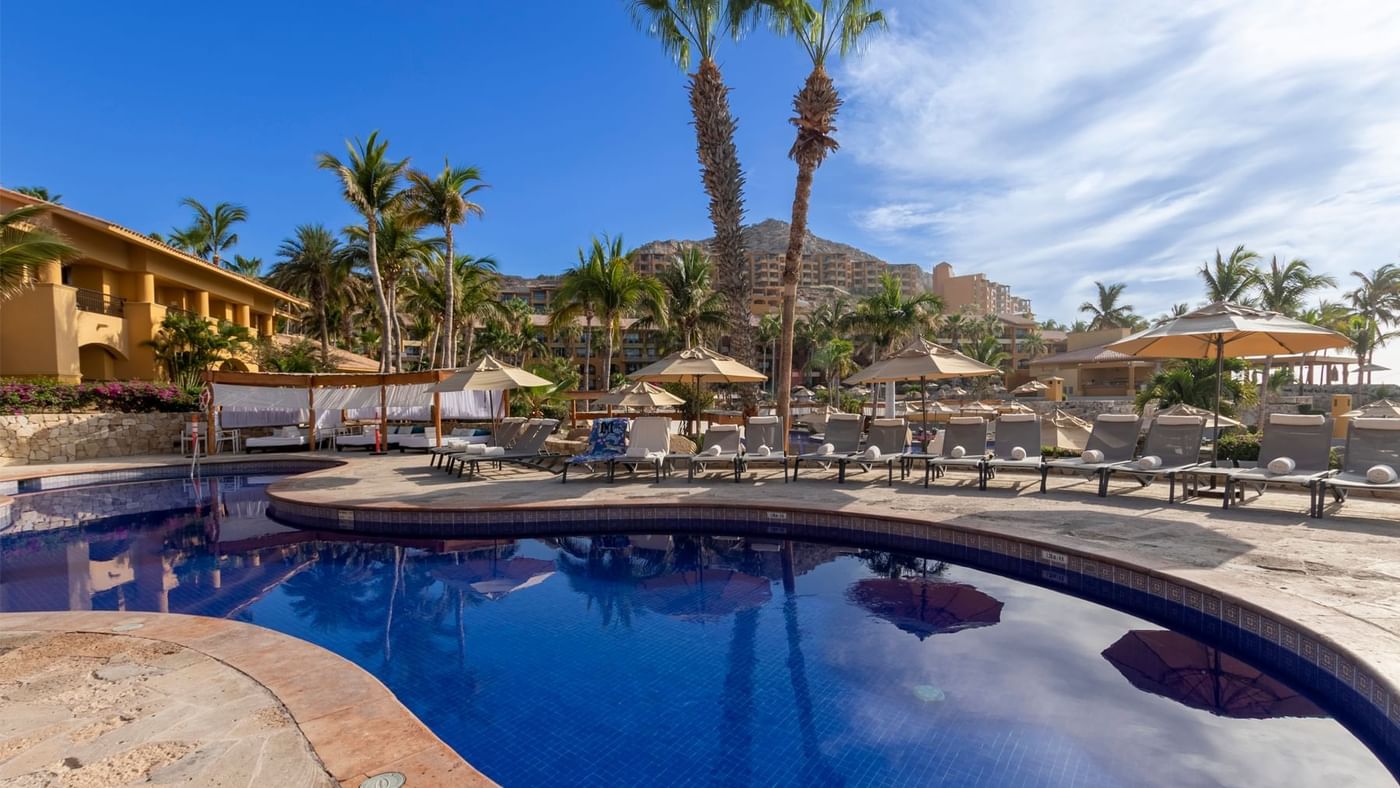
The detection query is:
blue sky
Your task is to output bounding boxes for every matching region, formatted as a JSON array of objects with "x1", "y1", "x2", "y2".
[{"x1": 4, "y1": 1, "x2": 1398, "y2": 378}]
